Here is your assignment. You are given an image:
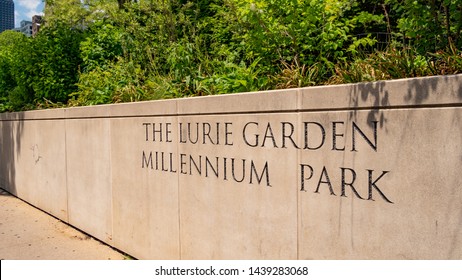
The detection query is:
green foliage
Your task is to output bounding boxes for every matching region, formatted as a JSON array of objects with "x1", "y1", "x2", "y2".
[
  {"x1": 30, "y1": 25, "x2": 84, "y2": 104},
  {"x1": 80, "y1": 22, "x2": 124, "y2": 72},
  {"x1": 0, "y1": 21, "x2": 84, "y2": 110},
  {"x1": 71, "y1": 58, "x2": 154, "y2": 106},
  {"x1": 0, "y1": 31, "x2": 33, "y2": 111},
  {"x1": 430, "y1": 47, "x2": 462, "y2": 75},
  {"x1": 272, "y1": 62, "x2": 328, "y2": 89},
  {"x1": 330, "y1": 47, "x2": 430, "y2": 84},
  {"x1": 1, "y1": 0, "x2": 462, "y2": 112},
  {"x1": 389, "y1": 0, "x2": 462, "y2": 52},
  {"x1": 195, "y1": 59, "x2": 270, "y2": 95},
  {"x1": 44, "y1": 0, "x2": 94, "y2": 28}
]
